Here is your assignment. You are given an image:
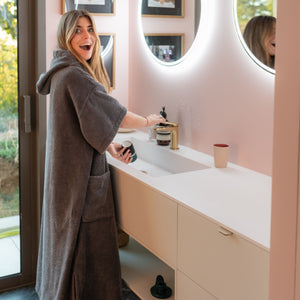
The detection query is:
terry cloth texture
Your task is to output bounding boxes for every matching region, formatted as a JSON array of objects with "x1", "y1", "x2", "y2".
[{"x1": 35, "y1": 50, "x2": 127, "y2": 300}]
